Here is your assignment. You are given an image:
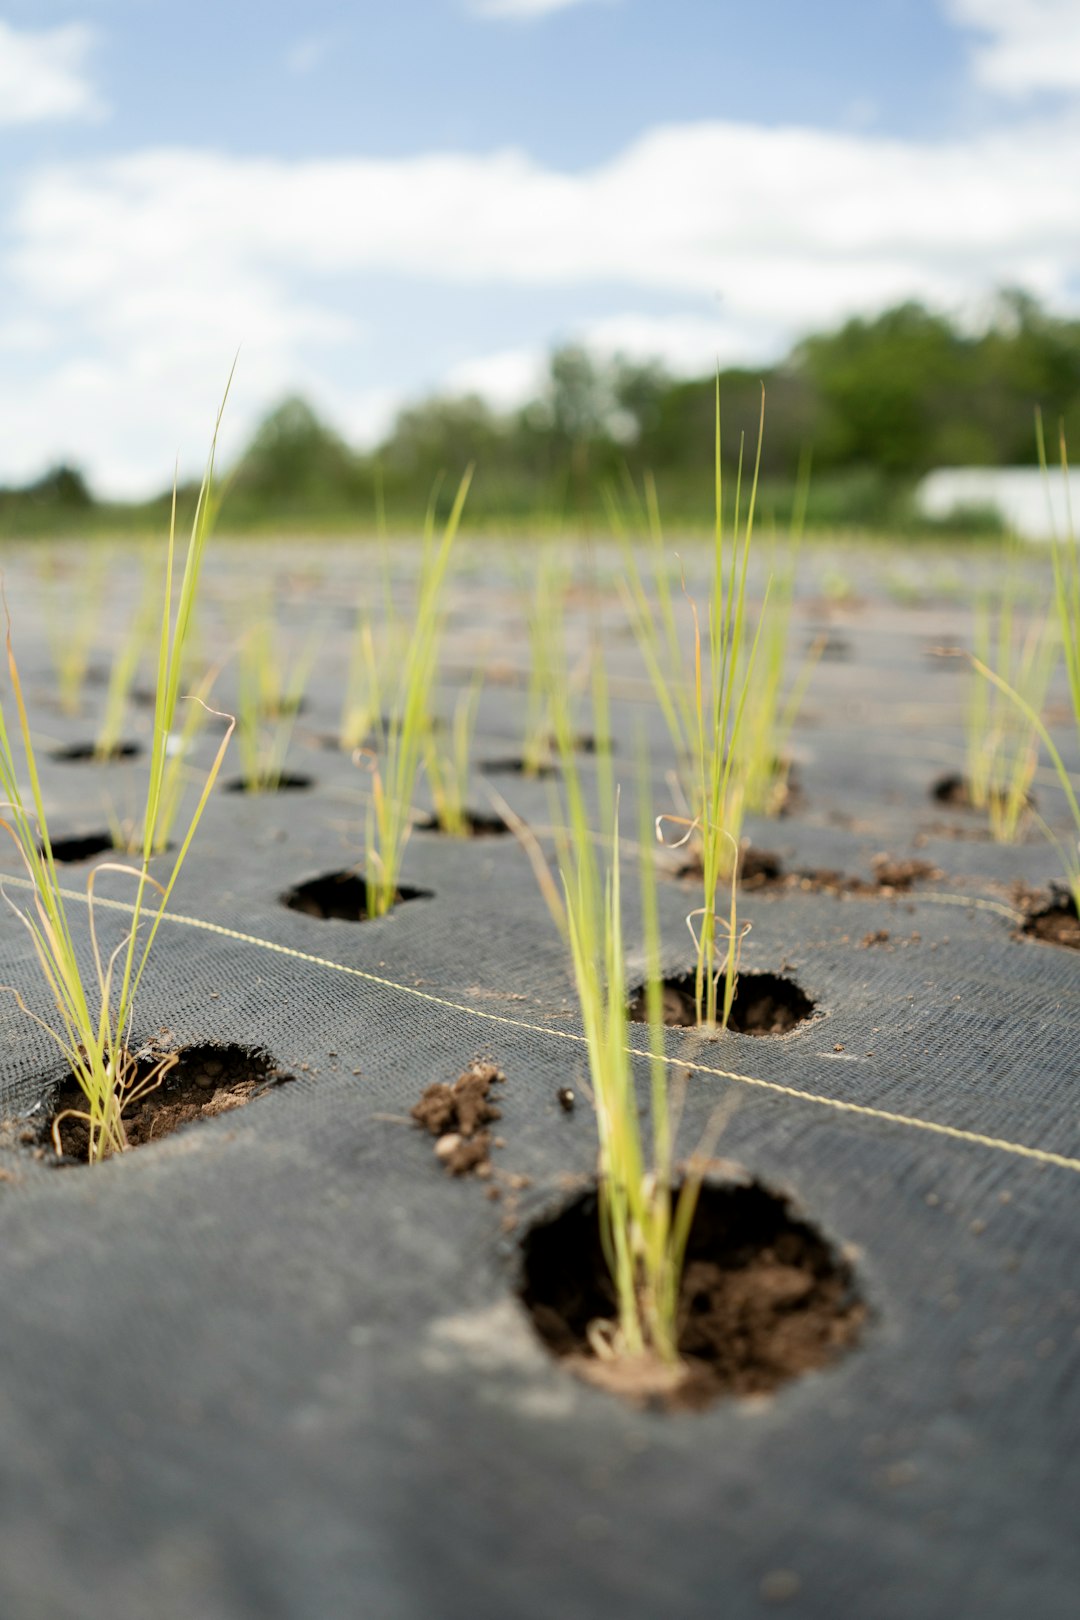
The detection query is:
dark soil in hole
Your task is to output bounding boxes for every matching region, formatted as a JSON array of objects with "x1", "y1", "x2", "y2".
[
  {"x1": 263, "y1": 695, "x2": 307, "y2": 720},
  {"x1": 322, "y1": 716, "x2": 449, "y2": 750},
  {"x1": 628, "y1": 970, "x2": 815, "y2": 1034},
  {"x1": 47, "y1": 1045, "x2": 292, "y2": 1162},
  {"x1": 51, "y1": 741, "x2": 142, "y2": 763},
  {"x1": 520, "y1": 1177, "x2": 865, "y2": 1410},
  {"x1": 924, "y1": 643, "x2": 966, "y2": 668},
  {"x1": 479, "y1": 757, "x2": 560, "y2": 779},
  {"x1": 932, "y1": 772, "x2": 972, "y2": 807},
  {"x1": 809, "y1": 632, "x2": 851, "y2": 661},
  {"x1": 672, "y1": 846, "x2": 784, "y2": 888},
  {"x1": 728, "y1": 853, "x2": 939, "y2": 898},
  {"x1": 281, "y1": 869, "x2": 433, "y2": 920},
  {"x1": 411, "y1": 1060, "x2": 506, "y2": 1176},
  {"x1": 930, "y1": 773, "x2": 1035, "y2": 816},
  {"x1": 417, "y1": 810, "x2": 510, "y2": 838},
  {"x1": 1021, "y1": 888, "x2": 1080, "y2": 949},
  {"x1": 42, "y1": 831, "x2": 114, "y2": 863},
  {"x1": 543, "y1": 732, "x2": 613, "y2": 756},
  {"x1": 740, "y1": 847, "x2": 784, "y2": 888},
  {"x1": 223, "y1": 773, "x2": 313, "y2": 794}
]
